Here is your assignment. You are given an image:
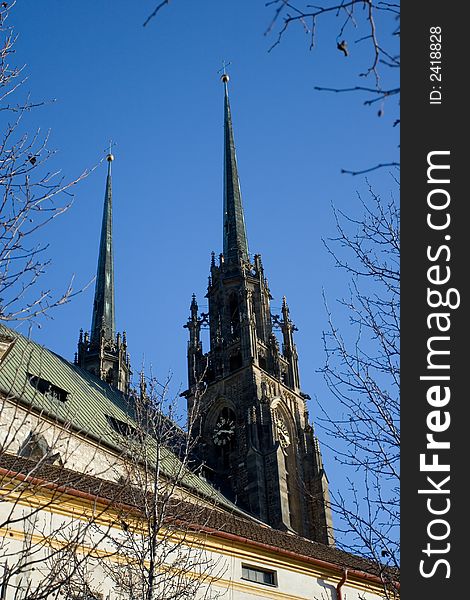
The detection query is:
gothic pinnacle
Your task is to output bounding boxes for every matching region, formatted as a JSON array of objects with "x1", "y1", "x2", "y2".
[{"x1": 190, "y1": 294, "x2": 199, "y2": 322}]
